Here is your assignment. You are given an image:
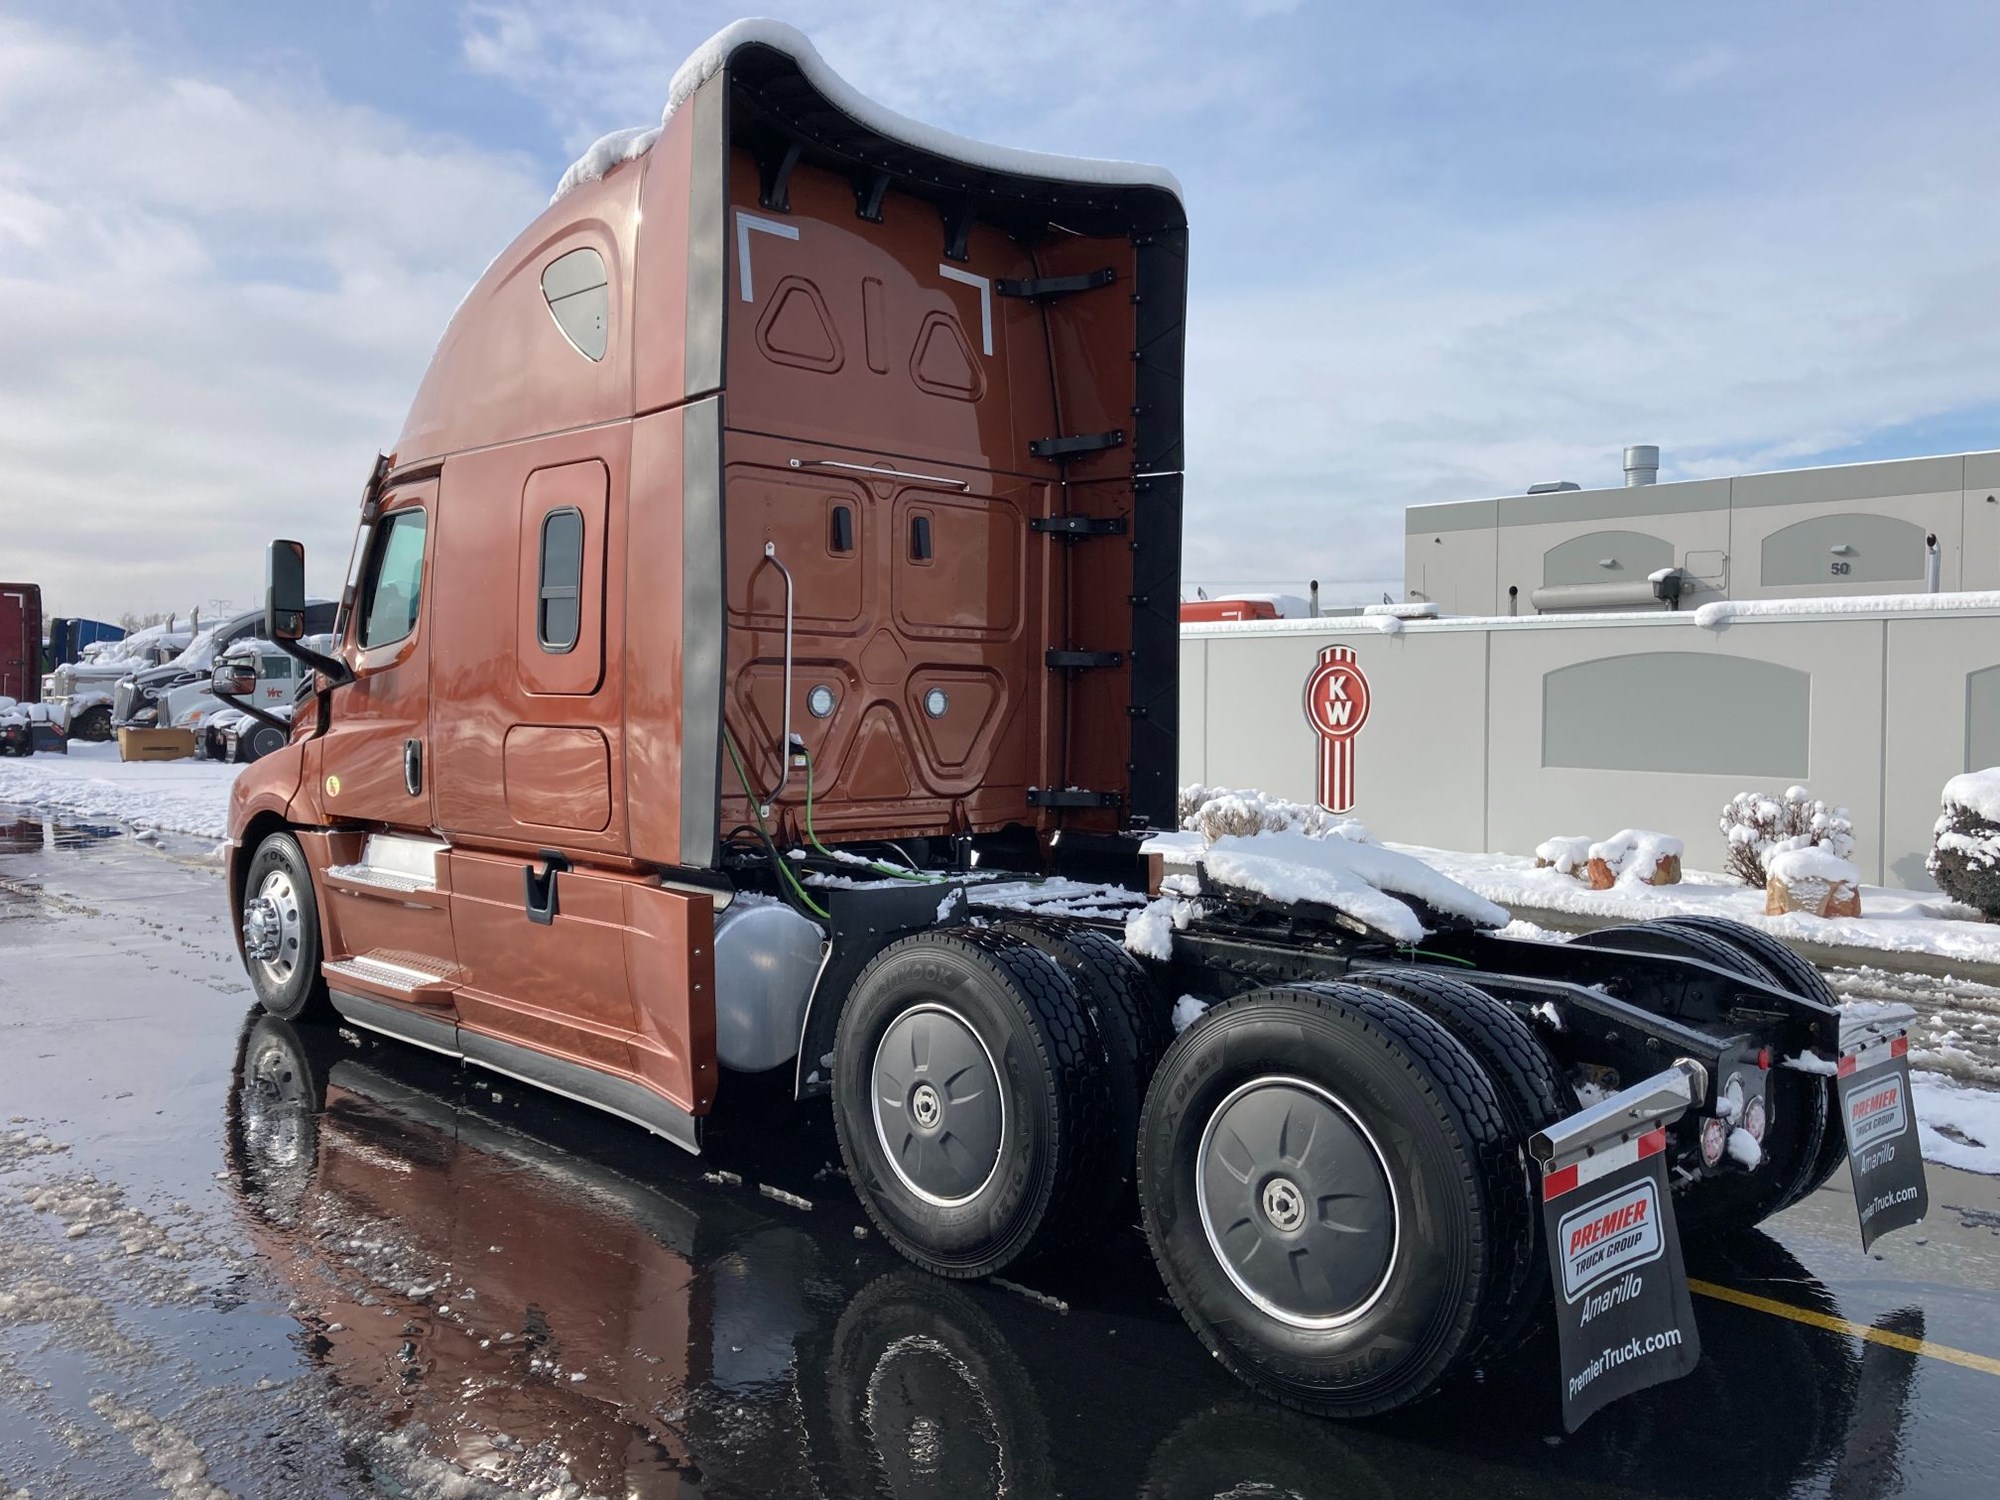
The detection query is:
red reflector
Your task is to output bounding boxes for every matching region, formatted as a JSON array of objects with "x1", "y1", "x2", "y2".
[
  {"x1": 1637, "y1": 1126, "x2": 1667, "y2": 1159},
  {"x1": 1757, "y1": 1047, "x2": 1771, "y2": 1071},
  {"x1": 1891, "y1": 1035, "x2": 1908, "y2": 1058},
  {"x1": 1542, "y1": 1163, "x2": 1580, "y2": 1200},
  {"x1": 1837, "y1": 1054, "x2": 1858, "y2": 1076}
]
